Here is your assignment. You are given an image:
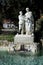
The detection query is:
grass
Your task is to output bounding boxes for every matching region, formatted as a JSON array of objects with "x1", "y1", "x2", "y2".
[{"x1": 0, "y1": 34, "x2": 14, "y2": 42}]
